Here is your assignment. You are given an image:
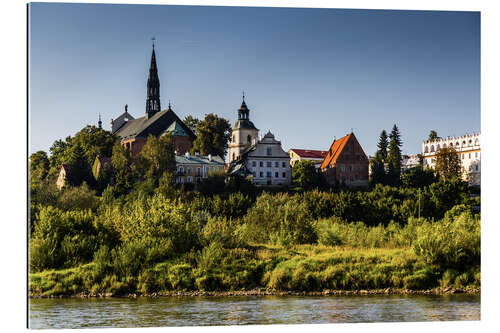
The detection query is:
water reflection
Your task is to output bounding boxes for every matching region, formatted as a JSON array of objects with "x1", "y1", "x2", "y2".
[{"x1": 29, "y1": 294, "x2": 480, "y2": 329}]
